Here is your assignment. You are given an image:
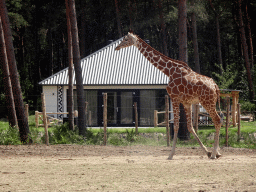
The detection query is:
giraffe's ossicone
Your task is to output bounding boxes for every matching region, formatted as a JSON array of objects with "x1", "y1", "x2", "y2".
[{"x1": 116, "y1": 32, "x2": 223, "y2": 160}]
